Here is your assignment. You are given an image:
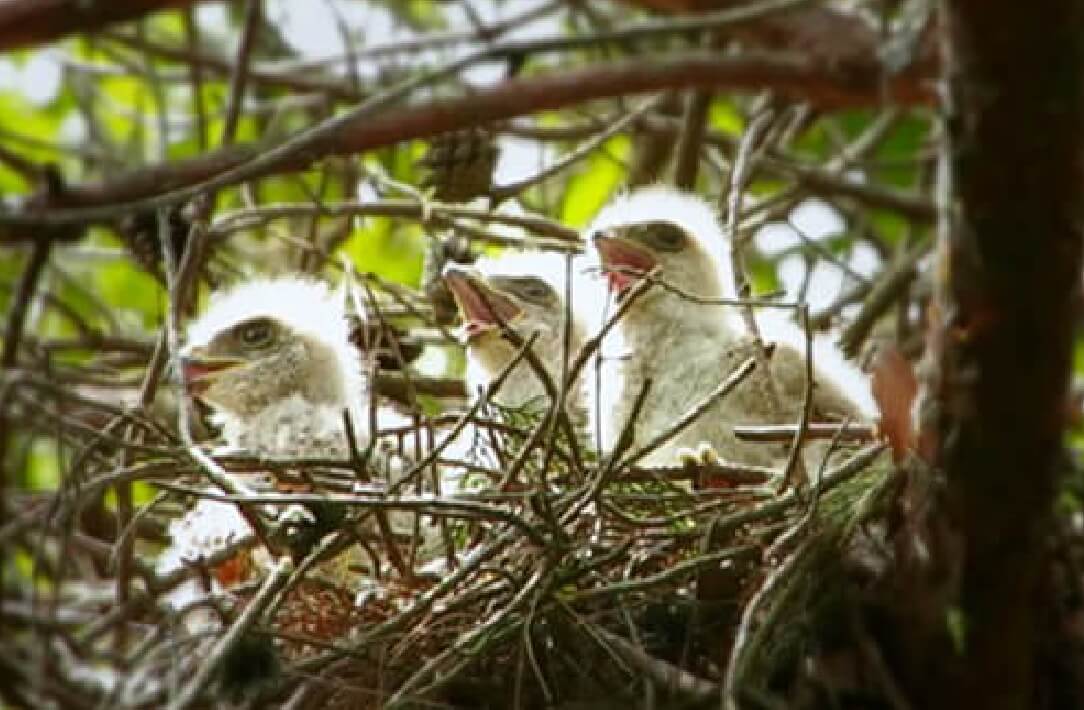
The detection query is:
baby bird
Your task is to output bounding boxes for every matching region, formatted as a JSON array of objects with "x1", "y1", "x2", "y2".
[
  {"x1": 180, "y1": 277, "x2": 366, "y2": 456},
  {"x1": 588, "y1": 186, "x2": 870, "y2": 470},
  {"x1": 443, "y1": 250, "x2": 588, "y2": 424},
  {"x1": 160, "y1": 277, "x2": 392, "y2": 638}
]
